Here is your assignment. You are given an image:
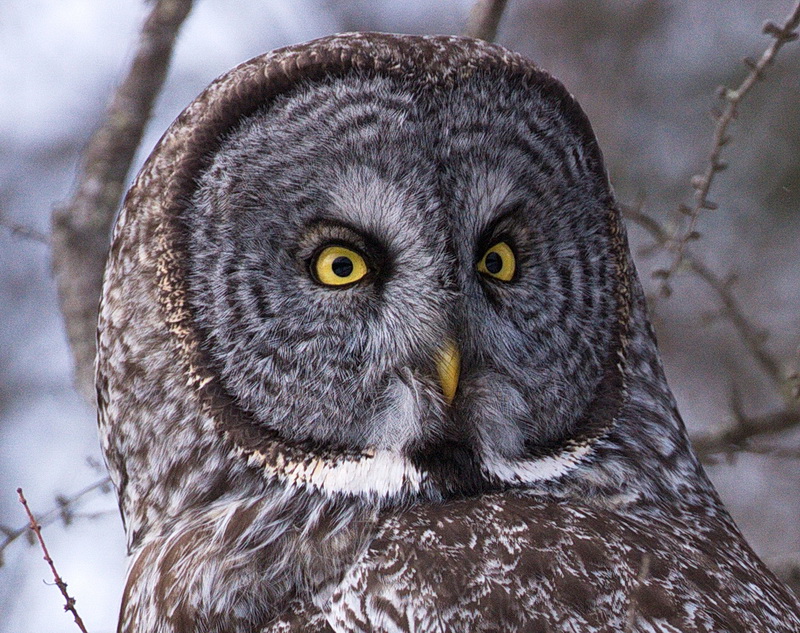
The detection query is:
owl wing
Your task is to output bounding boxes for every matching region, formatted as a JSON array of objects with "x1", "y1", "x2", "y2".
[
  {"x1": 326, "y1": 492, "x2": 654, "y2": 633},
  {"x1": 260, "y1": 599, "x2": 335, "y2": 633},
  {"x1": 264, "y1": 491, "x2": 799, "y2": 633}
]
